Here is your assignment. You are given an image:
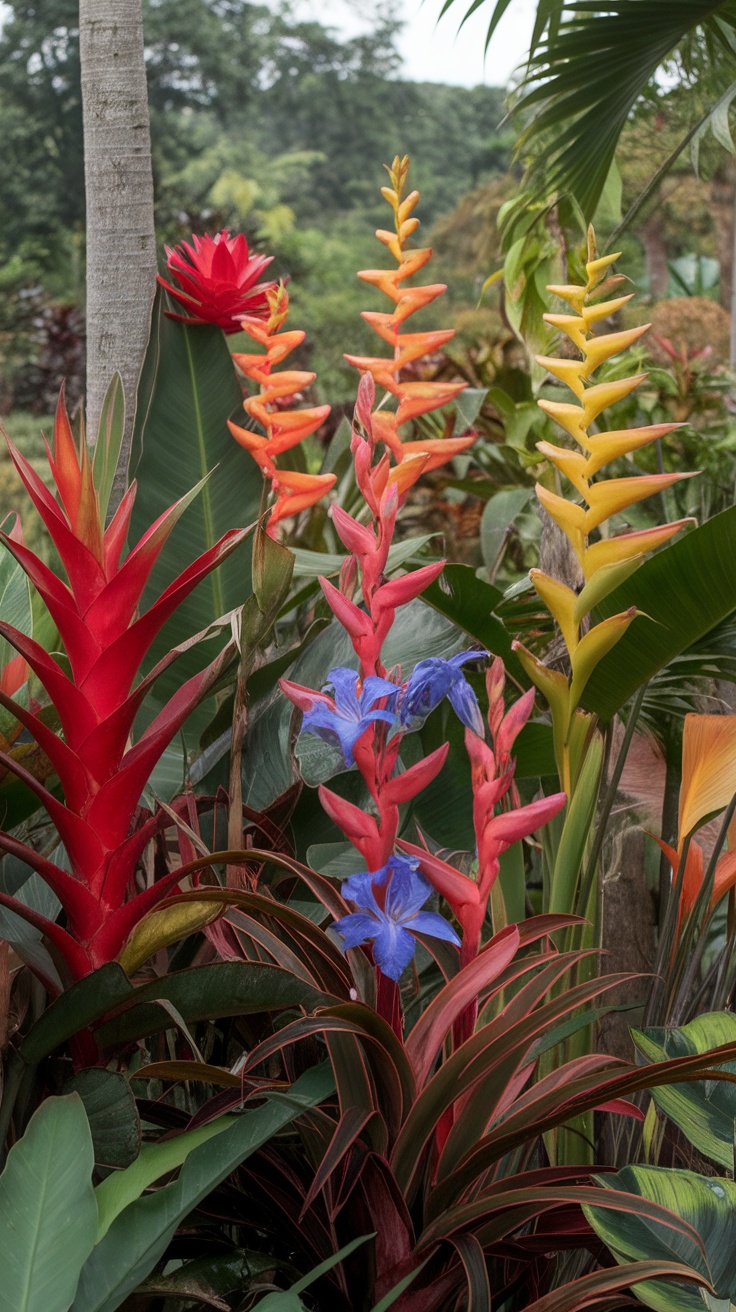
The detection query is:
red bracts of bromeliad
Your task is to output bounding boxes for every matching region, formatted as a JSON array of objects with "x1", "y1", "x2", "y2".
[
  {"x1": 0, "y1": 394, "x2": 247, "y2": 987},
  {"x1": 158, "y1": 229, "x2": 276, "y2": 332}
]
